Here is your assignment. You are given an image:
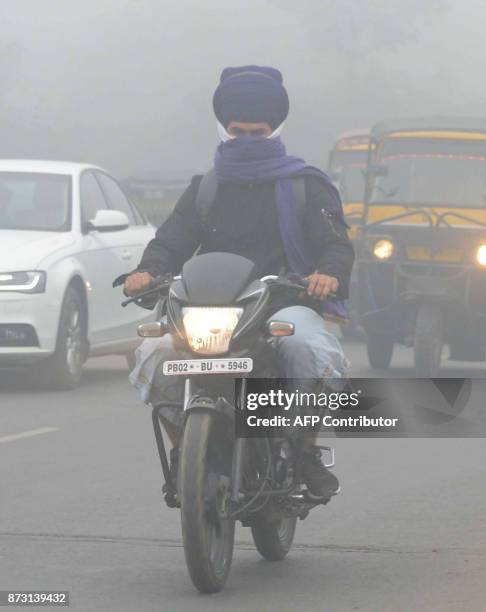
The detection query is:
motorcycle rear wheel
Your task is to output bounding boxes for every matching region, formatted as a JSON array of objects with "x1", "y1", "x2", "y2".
[
  {"x1": 251, "y1": 516, "x2": 297, "y2": 561},
  {"x1": 180, "y1": 410, "x2": 235, "y2": 593}
]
